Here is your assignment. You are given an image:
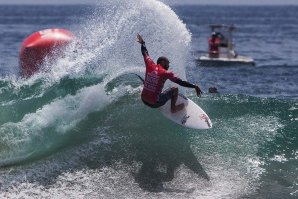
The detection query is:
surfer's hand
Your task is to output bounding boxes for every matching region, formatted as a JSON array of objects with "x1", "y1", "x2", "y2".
[
  {"x1": 137, "y1": 33, "x2": 145, "y2": 44},
  {"x1": 195, "y1": 86, "x2": 203, "y2": 97}
]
